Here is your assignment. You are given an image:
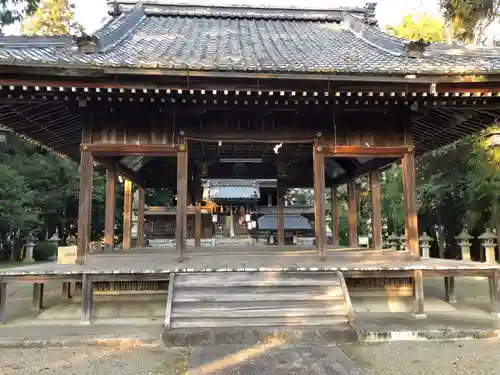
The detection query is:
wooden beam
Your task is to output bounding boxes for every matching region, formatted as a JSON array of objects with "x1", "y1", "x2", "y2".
[
  {"x1": 122, "y1": 179, "x2": 133, "y2": 250},
  {"x1": 277, "y1": 182, "x2": 285, "y2": 246},
  {"x1": 76, "y1": 149, "x2": 93, "y2": 265},
  {"x1": 370, "y1": 170, "x2": 382, "y2": 250},
  {"x1": 176, "y1": 146, "x2": 188, "y2": 260},
  {"x1": 347, "y1": 180, "x2": 358, "y2": 247},
  {"x1": 402, "y1": 152, "x2": 419, "y2": 256},
  {"x1": 104, "y1": 169, "x2": 116, "y2": 252},
  {"x1": 94, "y1": 156, "x2": 144, "y2": 188},
  {"x1": 329, "y1": 158, "x2": 396, "y2": 187},
  {"x1": 84, "y1": 143, "x2": 181, "y2": 156},
  {"x1": 313, "y1": 145, "x2": 327, "y2": 260},
  {"x1": 136, "y1": 187, "x2": 145, "y2": 247},
  {"x1": 331, "y1": 186, "x2": 340, "y2": 247},
  {"x1": 321, "y1": 145, "x2": 413, "y2": 157}
]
